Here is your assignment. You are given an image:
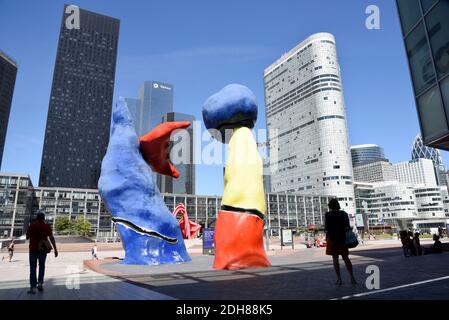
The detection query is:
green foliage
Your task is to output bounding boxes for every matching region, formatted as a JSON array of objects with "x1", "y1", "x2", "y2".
[
  {"x1": 73, "y1": 217, "x2": 92, "y2": 237},
  {"x1": 375, "y1": 233, "x2": 393, "y2": 240},
  {"x1": 54, "y1": 216, "x2": 72, "y2": 234}
]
